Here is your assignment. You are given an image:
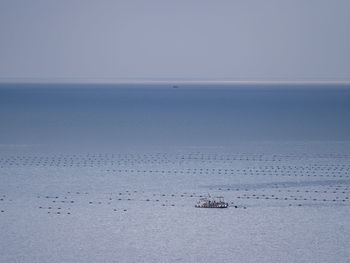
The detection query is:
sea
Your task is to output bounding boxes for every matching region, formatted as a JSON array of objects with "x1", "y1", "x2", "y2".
[
  {"x1": 1, "y1": 83, "x2": 350, "y2": 263},
  {"x1": 1, "y1": 83, "x2": 350, "y2": 150}
]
